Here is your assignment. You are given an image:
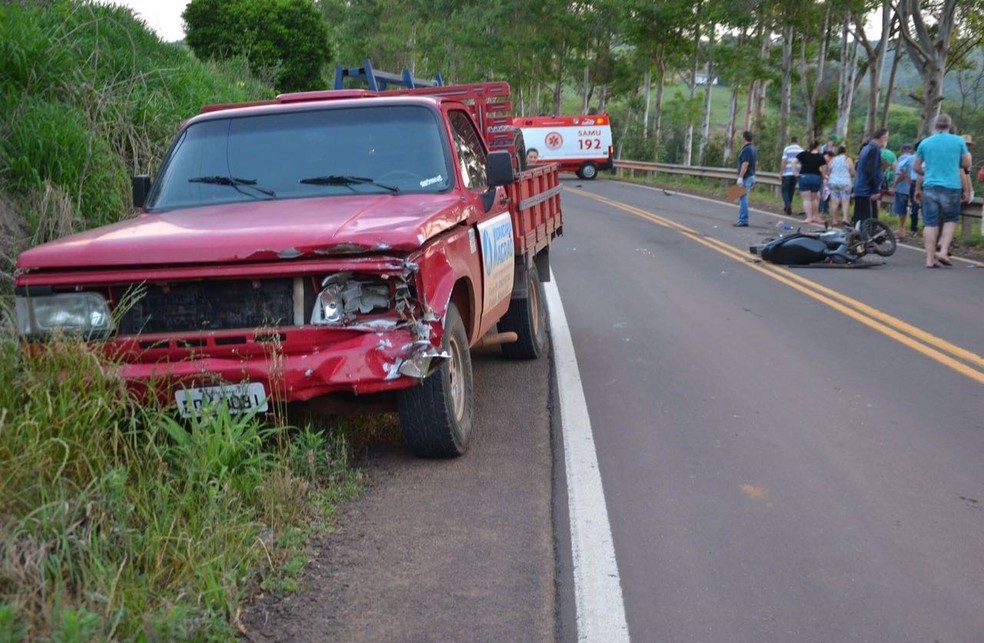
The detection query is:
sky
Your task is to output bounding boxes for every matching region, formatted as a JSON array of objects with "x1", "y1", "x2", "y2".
[
  {"x1": 101, "y1": 0, "x2": 885, "y2": 48},
  {"x1": 99, "y1": 0, "x2": 190, "y2": 42}
]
